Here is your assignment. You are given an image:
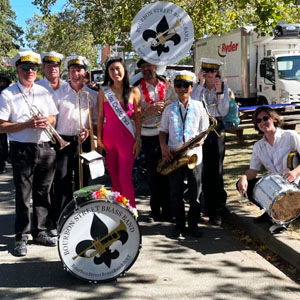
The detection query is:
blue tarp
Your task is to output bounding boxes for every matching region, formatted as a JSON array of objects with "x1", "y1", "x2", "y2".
[{"x1": 238, "y1": 103, "x2": 296, "y2": 111}]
